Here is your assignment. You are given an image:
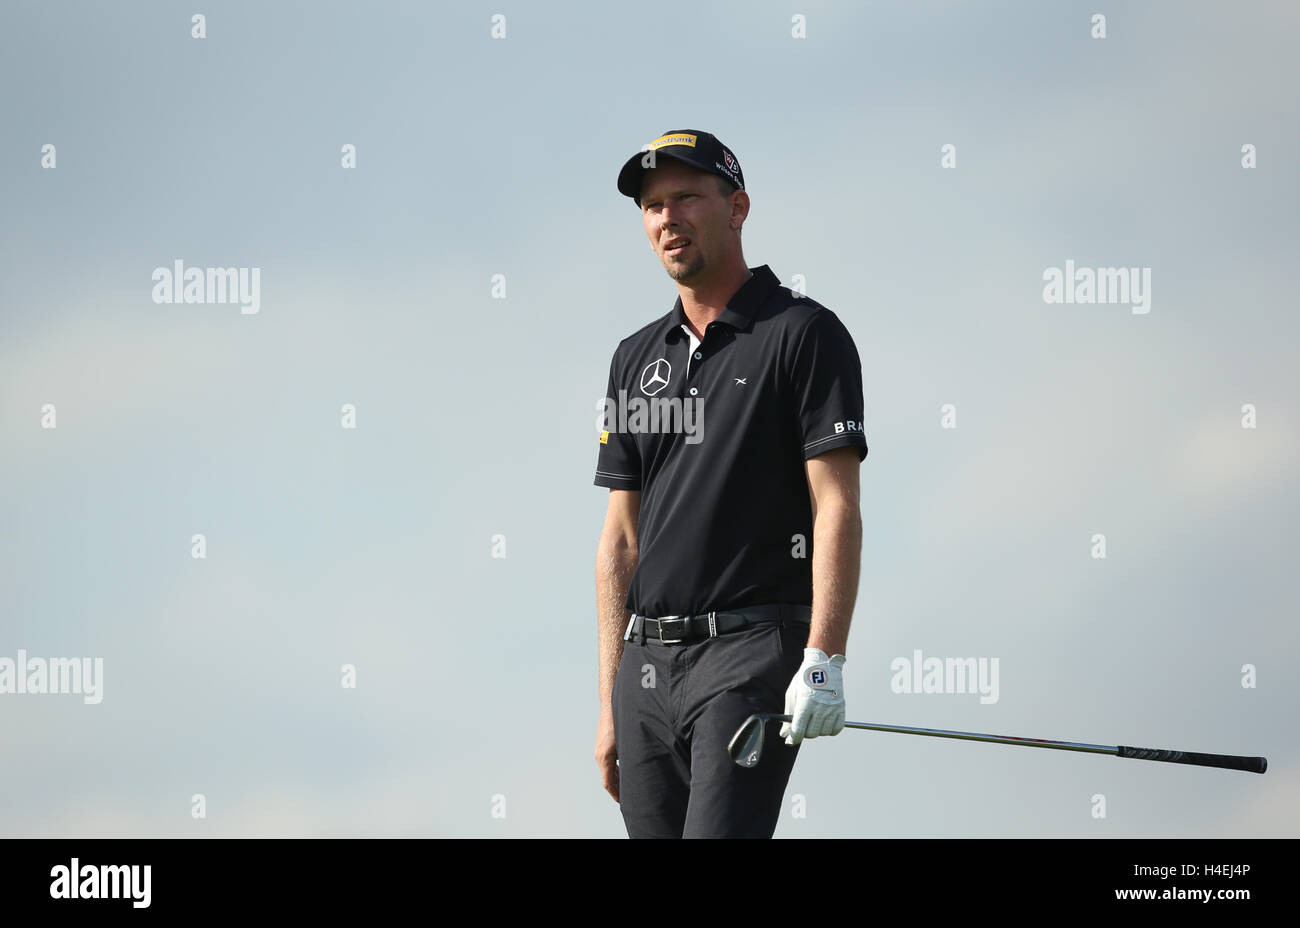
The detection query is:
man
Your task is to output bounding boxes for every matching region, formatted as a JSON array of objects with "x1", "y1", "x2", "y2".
[{"x1": 593, "y1": 129, "x2": 867, "y2": 838}]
